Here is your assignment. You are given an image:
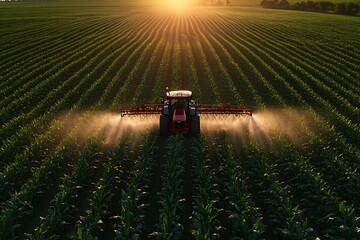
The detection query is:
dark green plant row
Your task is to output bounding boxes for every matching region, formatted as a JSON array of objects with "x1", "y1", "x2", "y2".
[
  {"x1": 113, "y1": 133, "x2": 157, "y2": 239},
  {"x1": 152, "y1": 134, "x2": 185, "y2": 239},
  {"x1": 270, "y1": 135, "x2": 360, "y2": 239},
  {"x1": 190, "y1": 136, "x2": 219, "y2": 239},
  {"x1": 0, "y1": 137, "x2": 79, "y2": 240},
  {"x1": 241, "y1": 134, "x2": 311, "y2": 239},
  {"x1": 0, "y1": 17, "x2": 113, "y2": 98},
  {"x1": 215, "y1": 135, "x2": 265, "y2": 239},
  {"x1": 75, "y1": 143, "x2": 128, "y2": 240},
  {"x1": 30, "y1": 140, "x2": 101, "y2": 239},
  {"x1": 201, "y1": 14, "x2": 359, "y2": 144}
]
